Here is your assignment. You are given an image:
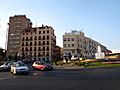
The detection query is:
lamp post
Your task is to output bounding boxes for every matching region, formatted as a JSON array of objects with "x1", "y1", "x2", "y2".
[
  {"x1": 3, "y1": 49, "x2": 6, "y2": 61},
  {"x1": 17, "y1": 53, "x2": 20, "y2": 60}
]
